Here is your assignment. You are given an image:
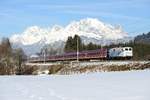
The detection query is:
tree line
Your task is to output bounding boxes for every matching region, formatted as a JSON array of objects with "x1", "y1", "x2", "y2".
[
  {"x1": 64, "y1": 33, "x2": 150, "y2": 60},
  {"x1": 64, "y1": 35, "x2": 102, "y2": 52},
  {"x1": 0, "y1": 38, "x2": 26, "y2": 75},
  {"x1": 103, "y1": 41, "x2": 150, "y2": 60},
  {"x1": 105, "y1": 31, "x2": 150, "y2": 60}
]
